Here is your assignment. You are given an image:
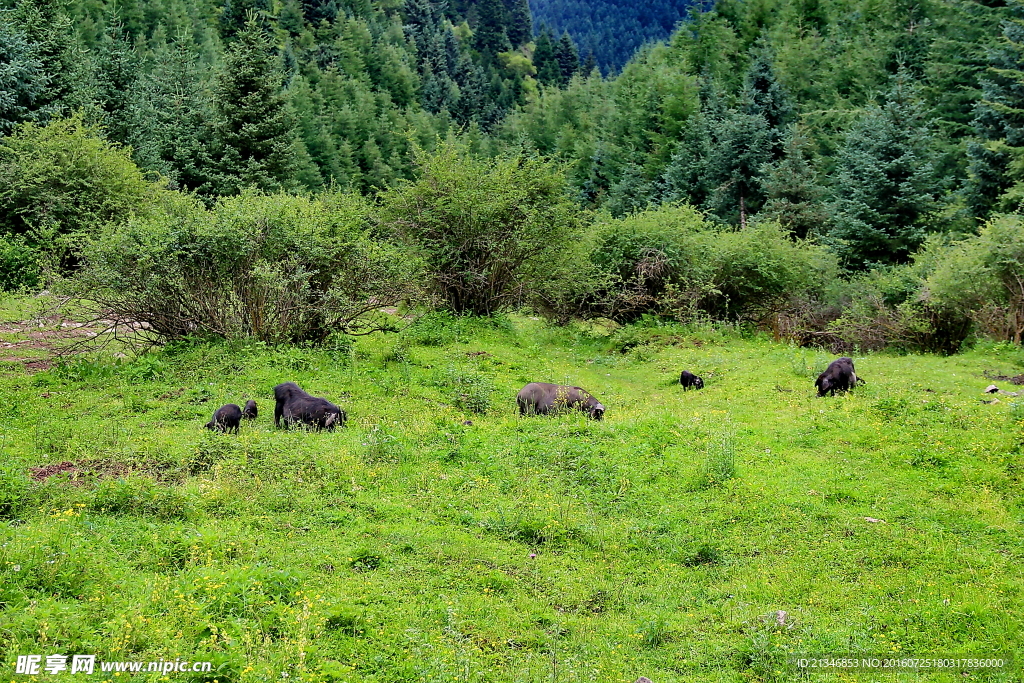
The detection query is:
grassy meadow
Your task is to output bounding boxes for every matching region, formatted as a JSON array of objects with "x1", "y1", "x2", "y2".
[{"x1": 0, "y1": 297, "x2": 1022, "y2": 682}]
